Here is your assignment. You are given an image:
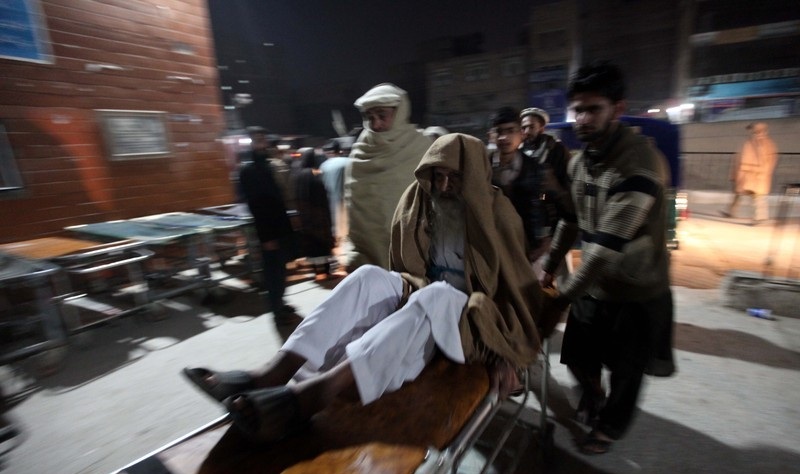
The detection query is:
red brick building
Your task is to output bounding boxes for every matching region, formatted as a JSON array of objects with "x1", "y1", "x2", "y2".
[{"x1": 0, "y1": 0, "x2": 232, "y2": 243}]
